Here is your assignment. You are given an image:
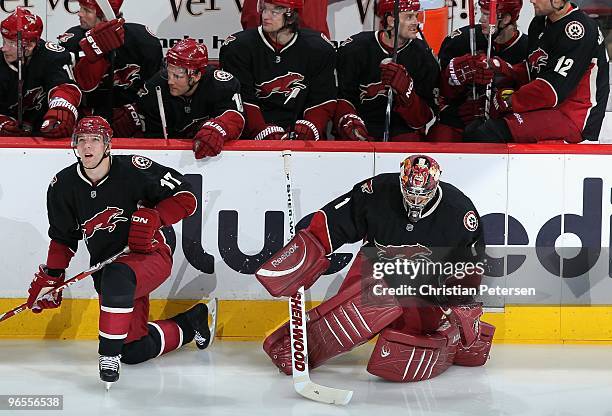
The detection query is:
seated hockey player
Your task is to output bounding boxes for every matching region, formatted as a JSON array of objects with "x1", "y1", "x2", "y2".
[
  {"x1": 333, "y1": 0, "x2": 439, "y2": 141},
  {"x1": 427, "y1": 0, "x2": 528, "y2": 141},
  {"x1": 57, "y1": 0, "x2": 163, "y2": 124},
  {"x1": 112, "y1": 38, "x2": 245, "y2": 159},
  {"x1": 256, "y1": 154, "x2": 495, "y2": 382},
  {"x1": 0, "y1": 8, "x2": 81, "y2": 138},
  {"x1": 25, "y1": 116, "x2": 214, "y2": 389},
  {"x1": 463, "y1": 0, "x2": 609, "y2": 143},
  {"x1": 220, "y1": 0, "x2": 336, "y2": 140},
  {"x1": 240, "y1": 0, "x2": 330, "y2": 37}
]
